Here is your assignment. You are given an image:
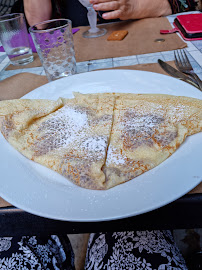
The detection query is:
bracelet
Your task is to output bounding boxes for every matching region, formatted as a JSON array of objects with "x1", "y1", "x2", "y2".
[{"x1": 168, "y1": 0, "x2": 201, "y2": 13}]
